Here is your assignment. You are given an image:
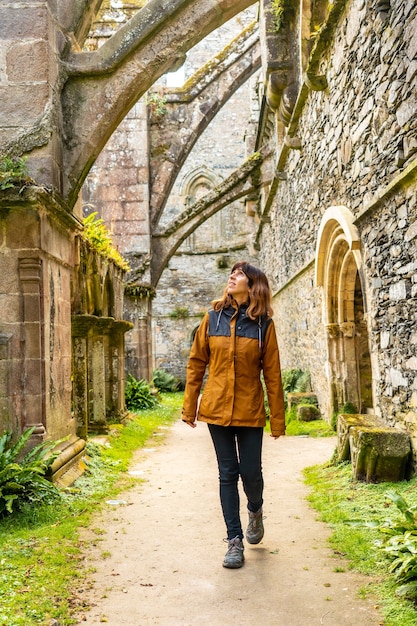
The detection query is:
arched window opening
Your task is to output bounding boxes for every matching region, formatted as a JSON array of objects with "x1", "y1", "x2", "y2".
[{"x1": 316, "y1": 207, "x2": 373, "y2": 416}]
